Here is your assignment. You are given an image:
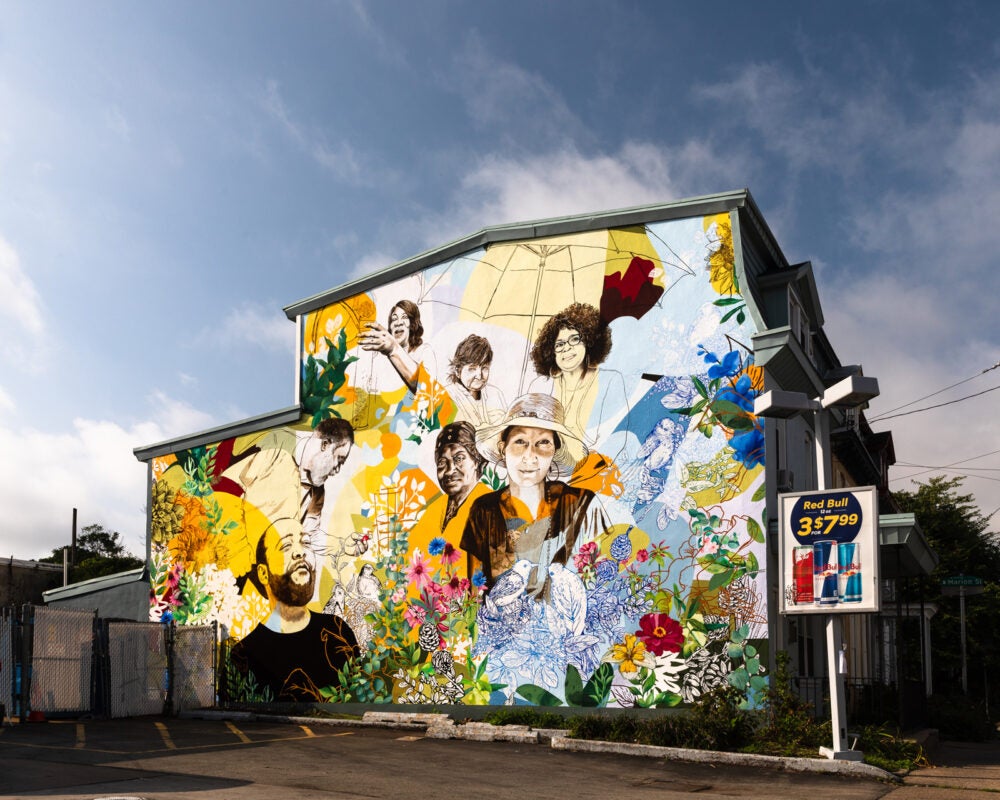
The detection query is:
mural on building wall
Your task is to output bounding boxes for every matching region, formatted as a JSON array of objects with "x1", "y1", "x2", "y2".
[{"x1": 148, "y1": 213, "x2": 769, "y2": 708}]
